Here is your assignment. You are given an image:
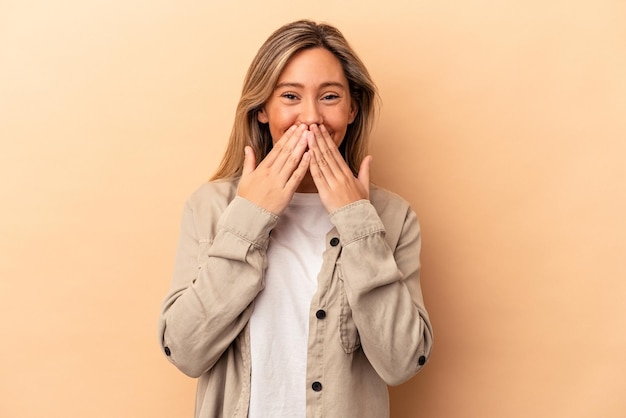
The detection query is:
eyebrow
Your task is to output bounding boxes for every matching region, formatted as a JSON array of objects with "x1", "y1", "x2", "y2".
[{"x1": 274, "y1": 81, "x2": 347, "y2": 90}]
